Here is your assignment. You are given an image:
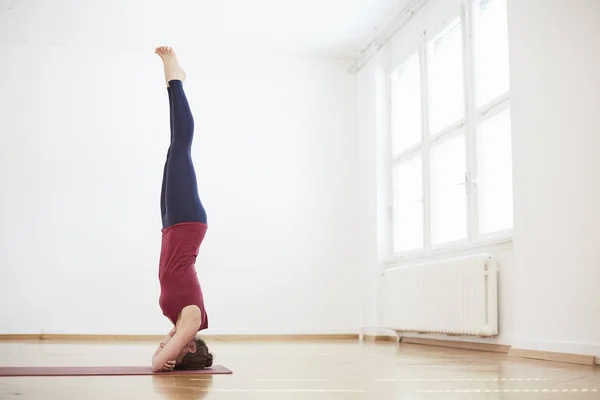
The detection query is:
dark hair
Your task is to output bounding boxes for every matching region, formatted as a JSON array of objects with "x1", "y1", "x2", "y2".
[{"x1": 175, "y1": 337, "x2": 213, "y2": 370}]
